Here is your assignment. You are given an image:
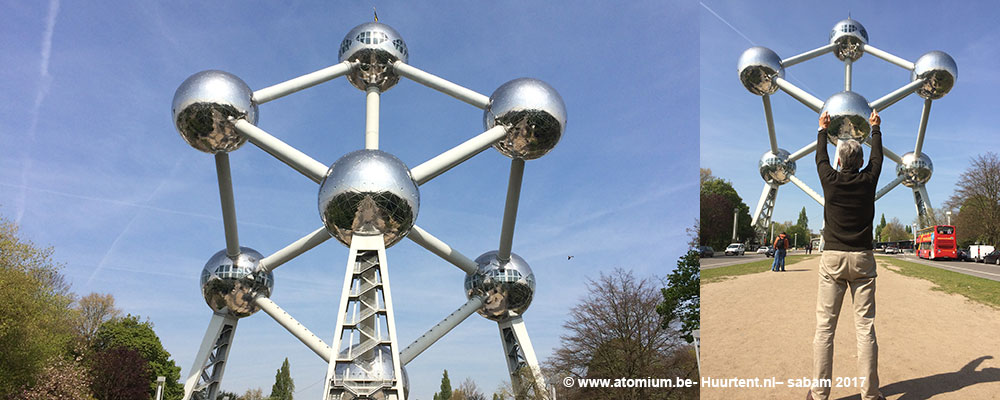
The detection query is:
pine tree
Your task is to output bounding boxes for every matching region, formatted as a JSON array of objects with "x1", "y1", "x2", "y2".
[
  {"x1": 432, "y1": 370, "x2": 452, "y2": 400},
  {"x1": 269, "y1": 358, "x2": 294, "y2": 400},
  {"x1": 797, "y1": 207, "x2": 809, "y2": 229}
]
